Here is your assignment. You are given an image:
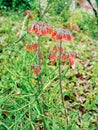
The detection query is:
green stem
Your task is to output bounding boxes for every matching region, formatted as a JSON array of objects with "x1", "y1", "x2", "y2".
[
  {"x1": 38, "y1": 35, "x2": 41, "y2": 67},
  {"x1": 38, "y1": 35, "x2": 42, "y2": 85},
  {"x1": 59, "y1": 40, "x2": 68, "y2": 126}
]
